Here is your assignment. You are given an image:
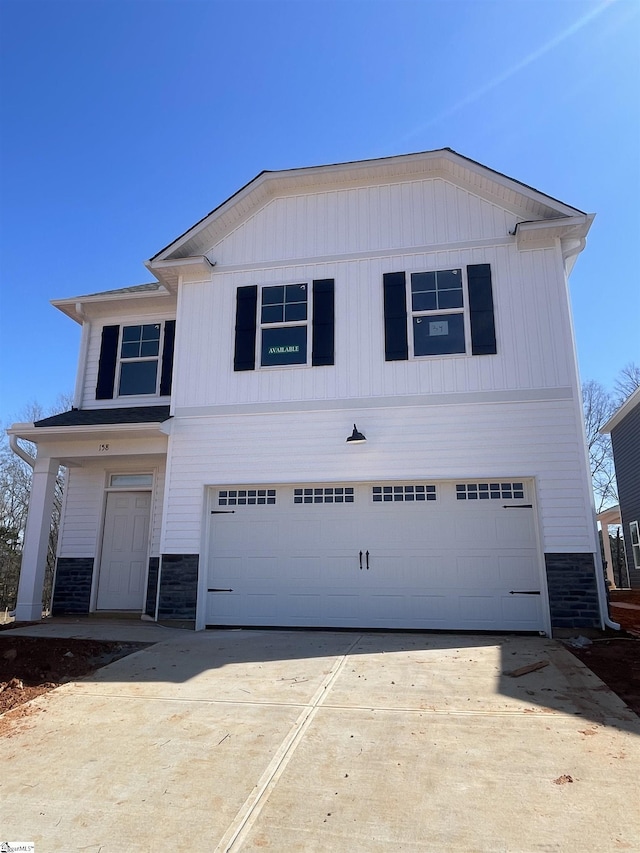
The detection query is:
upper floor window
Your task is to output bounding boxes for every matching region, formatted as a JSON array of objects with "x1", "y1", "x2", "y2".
[
  {"x1": 383, "y1": 264, "x2": 496, "y2": 362},
  {"x1": 234, "y1": 280, "x2": 334, "y2": 371},
  {"x1": 96, "y1": 320, "x2": 175, "y2": 401},
  {"x1": 119, "y1": 324, "x2": 162, "y2": 395},
  {"x1": 260, "y1": 284, "x2": 308, "y2": 367},
  {"x1": 410, "y1": 269, "x2": 465, "y2": 356}
]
